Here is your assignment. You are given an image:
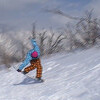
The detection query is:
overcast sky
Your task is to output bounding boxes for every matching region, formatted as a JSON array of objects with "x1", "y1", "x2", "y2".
[{"x1": 0, "y1": 0, "x2": 100, "y2": 32}]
